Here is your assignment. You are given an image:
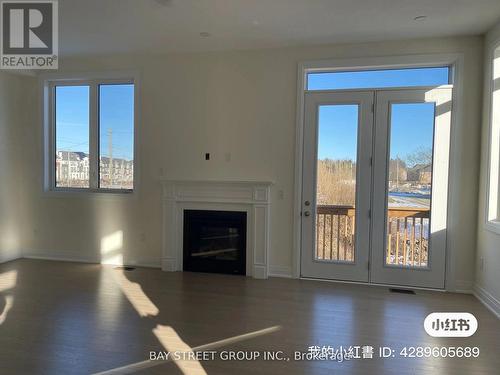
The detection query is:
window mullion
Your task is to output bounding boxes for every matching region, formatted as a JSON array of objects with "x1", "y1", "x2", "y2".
[
  {"x1": 89, "y1": 82, "x2": 99, "y2": 190},
  {"x1": 48, "y1": 83, "x2": 56, "y2": 190}
]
